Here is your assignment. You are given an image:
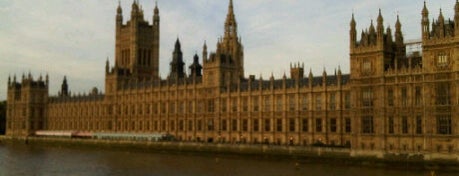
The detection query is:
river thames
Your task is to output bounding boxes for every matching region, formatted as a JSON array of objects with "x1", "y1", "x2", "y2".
[{"x1": 0, "y1": 143, "x2": 454, "y2": 176}]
